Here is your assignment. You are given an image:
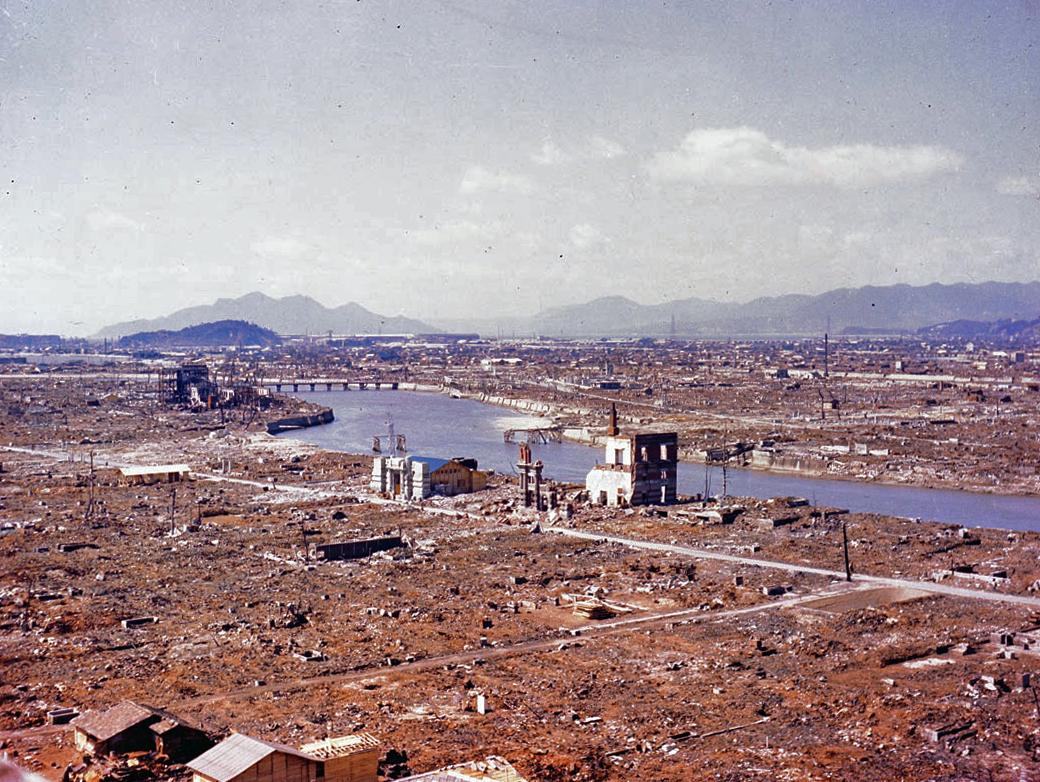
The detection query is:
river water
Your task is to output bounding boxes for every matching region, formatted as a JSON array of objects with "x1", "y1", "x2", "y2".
[{"x1": 279, "y1": 390, "x2": 1040, "y2": 531}]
